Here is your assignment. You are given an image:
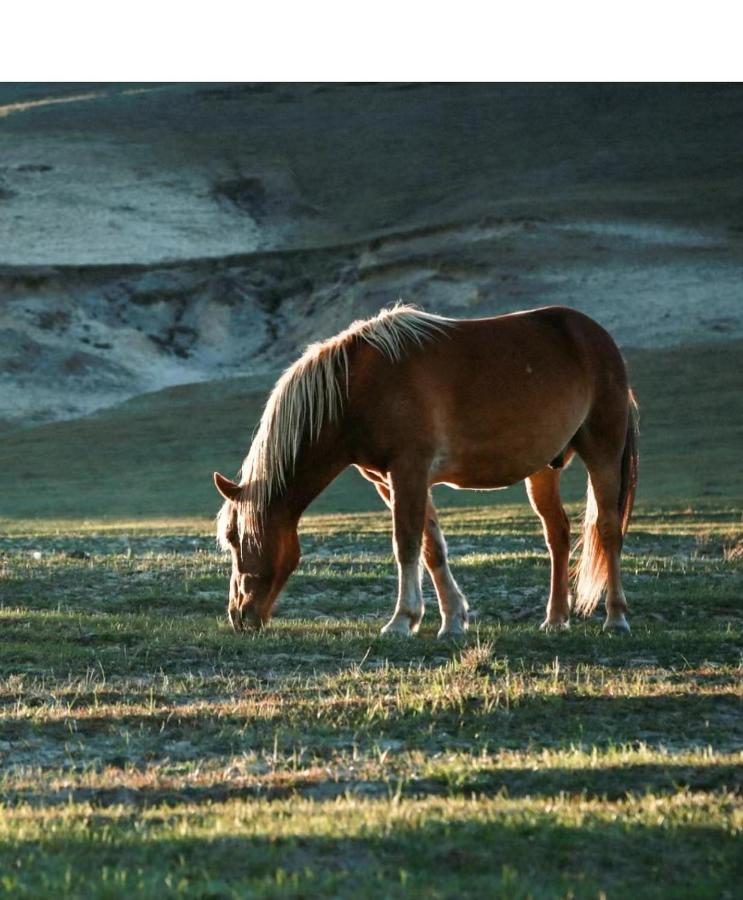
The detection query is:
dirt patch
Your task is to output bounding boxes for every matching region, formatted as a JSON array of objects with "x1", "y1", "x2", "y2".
[
  {"x1": 213, "y1": 177, "x2": 269, "y2": 219},
  {"x1": 15, "y1": 163, "x2": 53, "y2": 173}
]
